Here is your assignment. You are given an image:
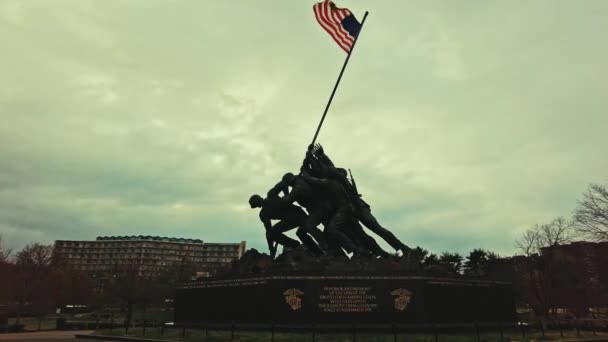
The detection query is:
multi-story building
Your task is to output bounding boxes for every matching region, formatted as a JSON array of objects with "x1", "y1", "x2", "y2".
[
  {"x1": 53, "y1": 236, "x2": 246, "y2": 278},
  {"x1": 540, "y1": 241, "x2": 608, "y2": 309}
]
